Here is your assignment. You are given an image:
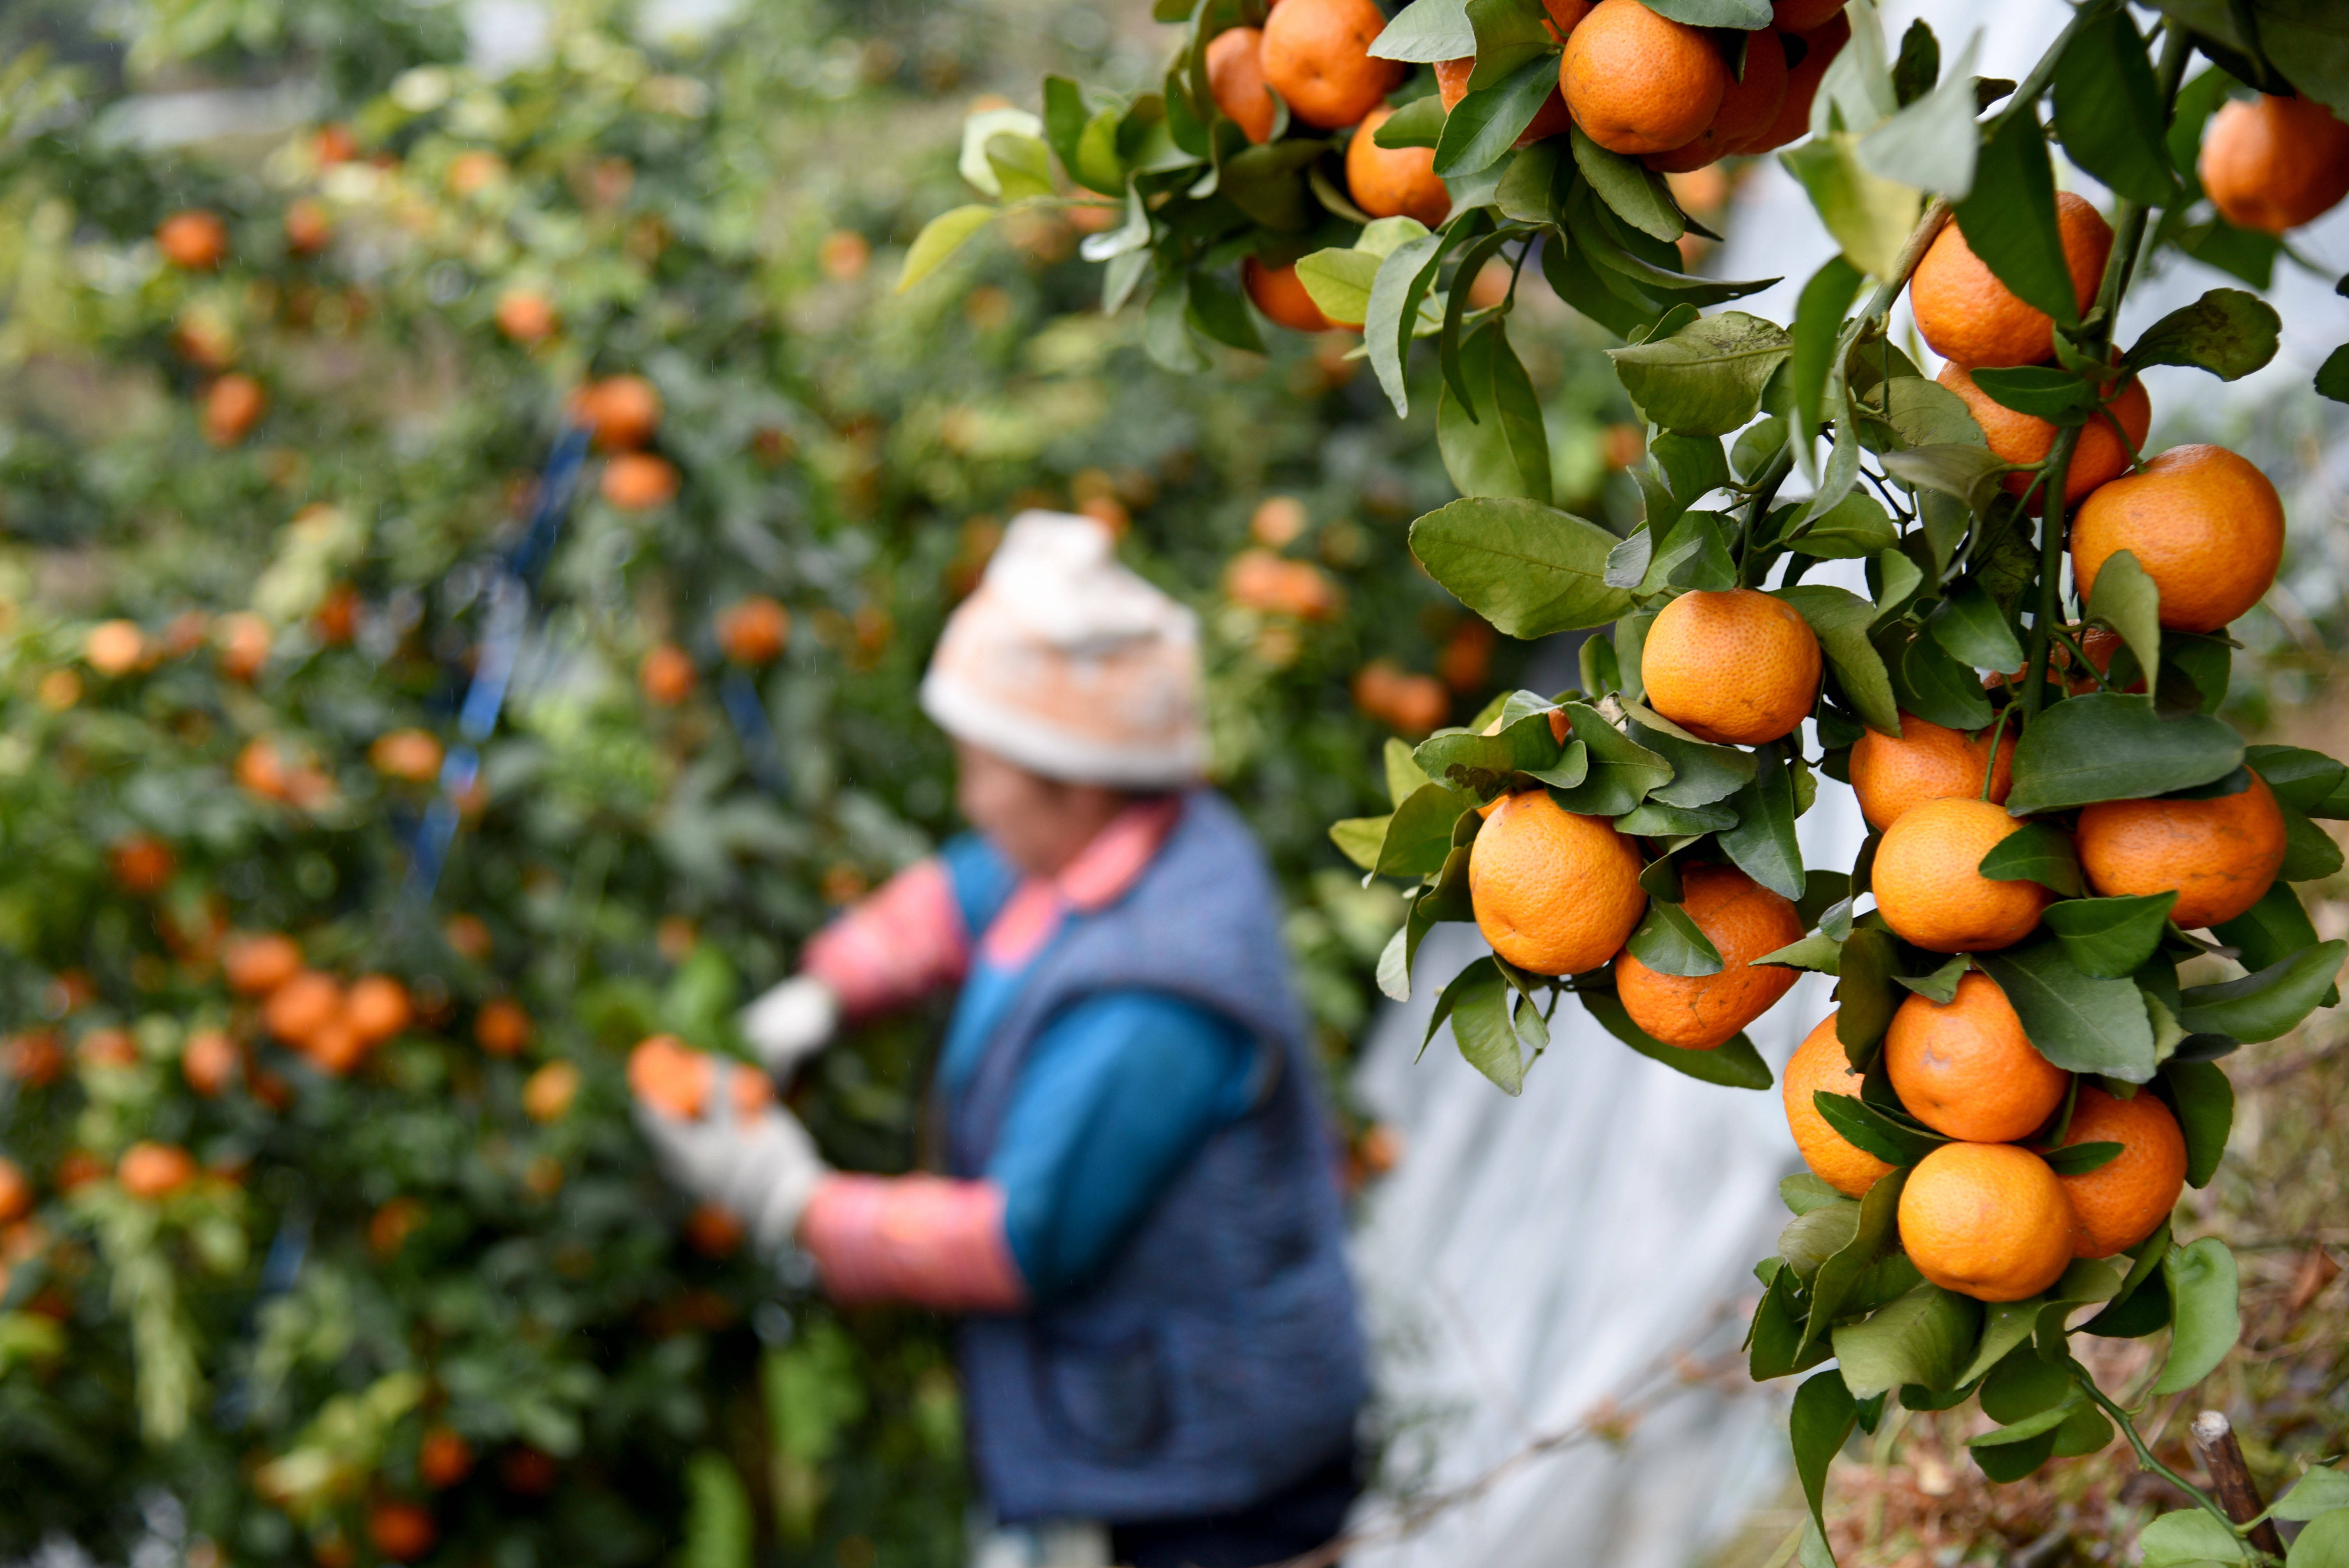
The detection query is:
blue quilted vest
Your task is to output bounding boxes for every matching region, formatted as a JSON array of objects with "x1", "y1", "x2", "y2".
[{"x1": 945, "y1": 790, "x2": 1367, "y2": 1524}]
